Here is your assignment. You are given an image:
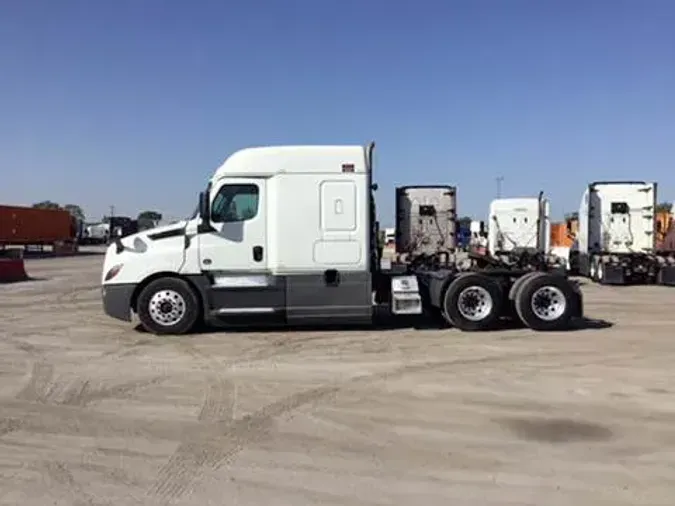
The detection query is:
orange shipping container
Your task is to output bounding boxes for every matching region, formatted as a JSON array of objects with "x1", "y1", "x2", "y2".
[
  {"x1": 658, "y1": 221, "x2": 675, "y2": 251},
  {"x1": 0, "y1": 205, "x2": 75, "y2": 246},
  {"x1": 656, "y1": 211, "x2": 673, "y2": 248},
  {"x1": 550, "y1": 222, "x2": 575, "y2": 247}
]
